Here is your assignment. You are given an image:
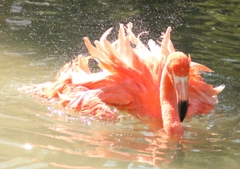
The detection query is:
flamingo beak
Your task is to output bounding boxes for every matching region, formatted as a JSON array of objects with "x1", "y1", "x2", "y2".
[{"x1": 173, "y1": 75, "x2": 189, "y2": 122}]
